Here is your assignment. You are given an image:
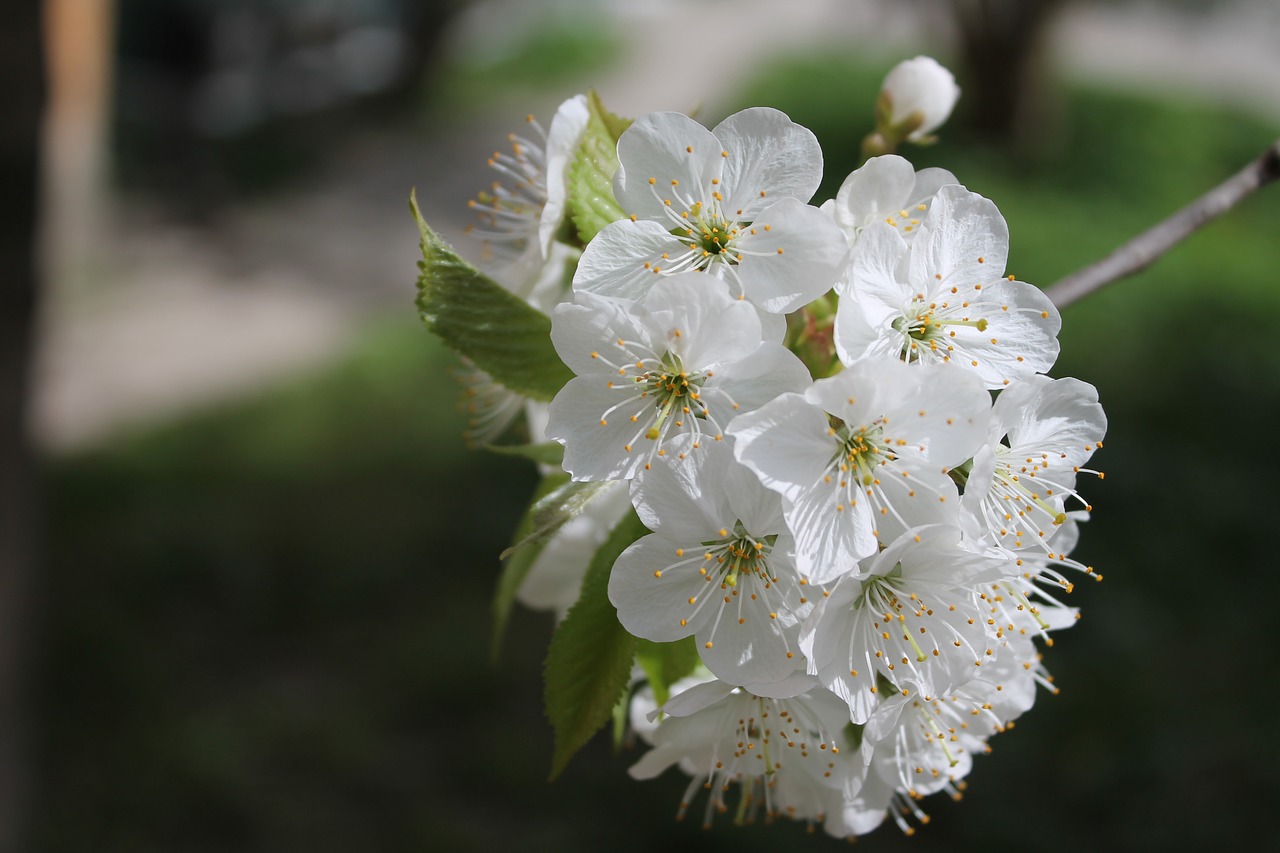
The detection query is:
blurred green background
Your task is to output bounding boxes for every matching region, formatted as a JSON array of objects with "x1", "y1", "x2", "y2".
[{"x1": 20, "y1": 0, "x2": 1280, "y2": 851}]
